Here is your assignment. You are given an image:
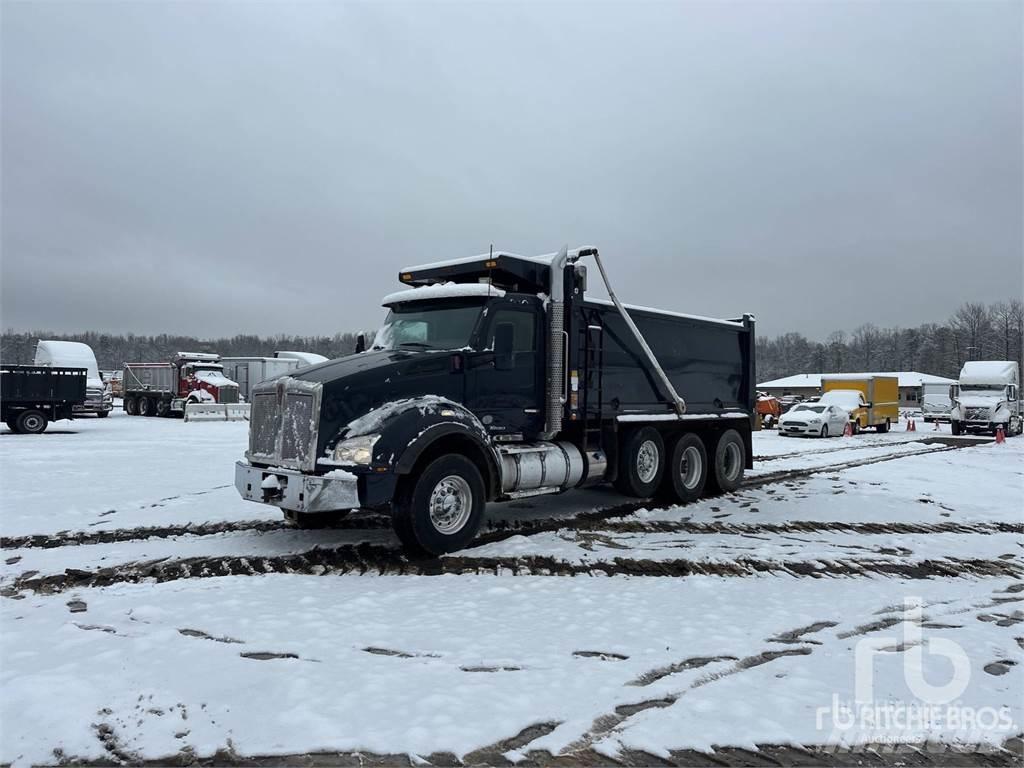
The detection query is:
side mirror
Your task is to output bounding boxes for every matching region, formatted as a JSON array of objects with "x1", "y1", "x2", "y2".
[
  {"x1": 862, "y1": 402, "x2": 872, "y2": 408},
  {"x1": 494, "y1": 323, "x2": 515, "y2": 370},
  {"x1": 355, "y1": 334, "x2": 366, "y2": 354}
]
